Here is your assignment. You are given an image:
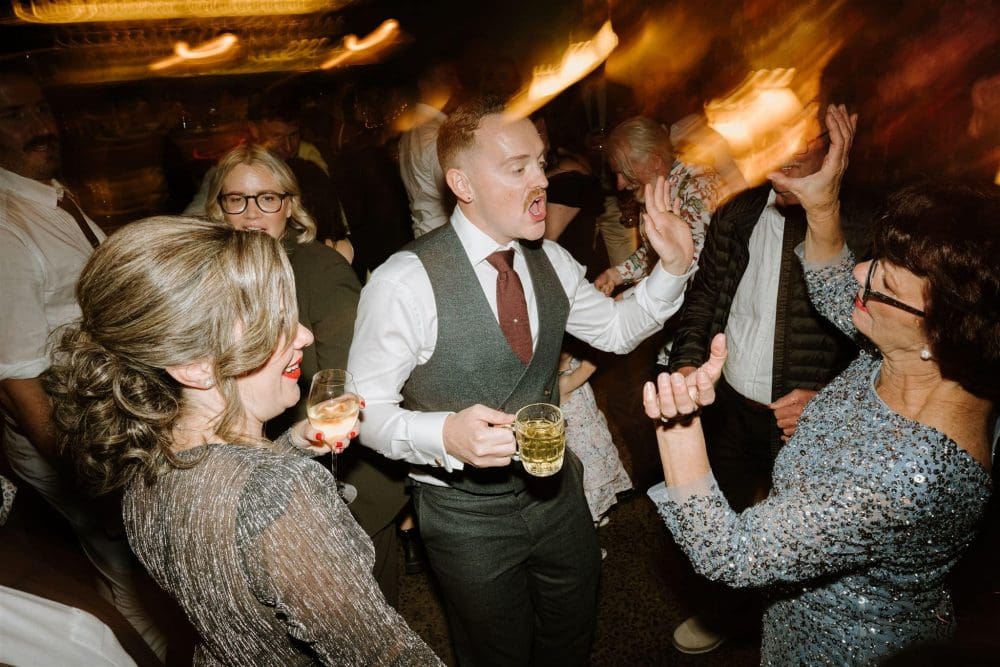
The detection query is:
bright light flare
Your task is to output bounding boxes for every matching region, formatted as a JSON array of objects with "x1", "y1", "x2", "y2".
[
  {"x1": 704, "y1": 68, "x2": 817, "y2": 189},
  {"x1": 13, "y1": 0, "x2": 343, "y2": 23},
  {"x1": 504, "y1": 20, "x2": 618, "y2": 120},
  {"x1": 150, "y1": 33, "x2": 238, "y2": 72},
  {"x1": 320, "y1": 18, "x2": 401, "y2": 69},
  {"x1": 344, "y1": 19, "x2": 398, "y2": 51}
]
